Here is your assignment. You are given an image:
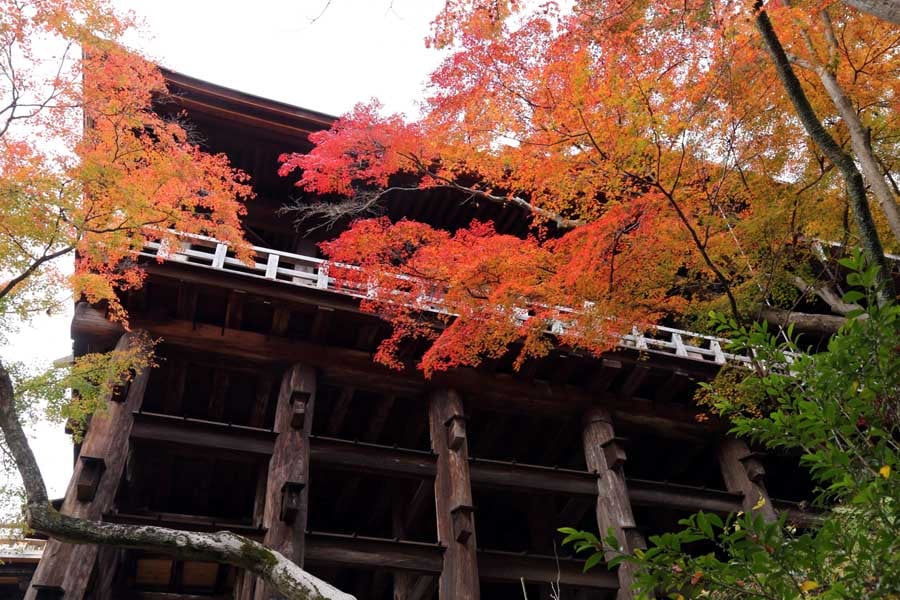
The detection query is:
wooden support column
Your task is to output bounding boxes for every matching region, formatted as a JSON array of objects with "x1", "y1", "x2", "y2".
[
  {"x1": 582, "y1": 407, "x2": 645, "y2": 600},
  {"x1": 718, "y1": 438, "x2": 776, "y2": 522},
  {"x1": 252, "y1": 364, "x2": 316, "y2": 600},
  {"x1": 26, "y1": 332, "x2": 151, "y2": 600},
  {"x1": 428, "y1": 389, "x2": 479, "y2": 600}
]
